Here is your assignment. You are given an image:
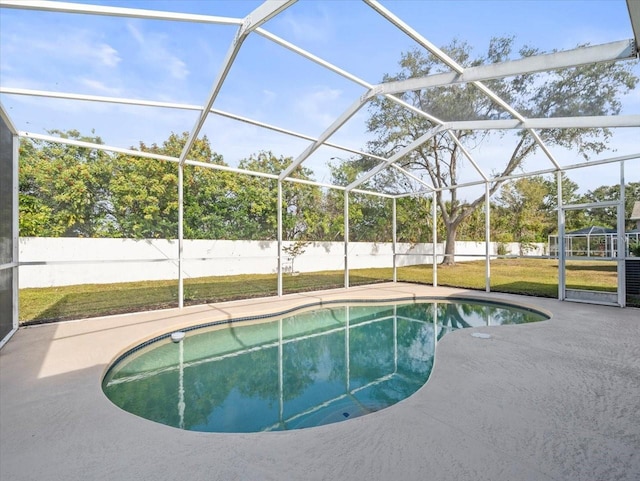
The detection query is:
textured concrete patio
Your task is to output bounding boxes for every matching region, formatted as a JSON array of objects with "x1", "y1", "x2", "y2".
[{"x1": 1, "y1": 283, "x2": 639, "y2": 481}]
